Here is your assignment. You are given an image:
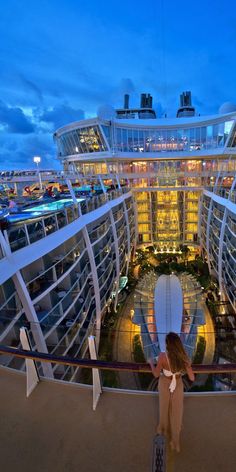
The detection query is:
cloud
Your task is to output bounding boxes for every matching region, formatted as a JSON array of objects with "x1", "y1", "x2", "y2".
[
  {"x1": 119, "y1": 78, "x2": 136, "y2": 95},
  {"x1": 0, "y1": 101, "x2": 35, "y2": 134},
  {"x1": 40, "y1": 103, "x2": 85, "y2": 130},
  {"x1": 0, "y1": 132, "x2": 59, "y2": 170},
  {"x1": 18, "y1": 74, "x2": 43, "y2": 103}
]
